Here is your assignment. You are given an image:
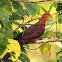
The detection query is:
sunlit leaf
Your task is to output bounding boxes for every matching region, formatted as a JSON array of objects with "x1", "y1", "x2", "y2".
[
  {"x1": 34, "y1": 4, "x2": 40, "y2": 15},
  {"x1": 48, "y1": 2, "x2": 56, "y2": 12},
  {"x1": 6, "y1": 39, "x2": 21, "y2": 61},
  {"x1": 39, "y1": 43, "x2": 51, "y2": 55},
  {"x1": 53, "y1": 44, "x2": 61, "y2": 53},
  {"x1": 40, "y1": 6, "x2": 48, "y2": 12}
]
